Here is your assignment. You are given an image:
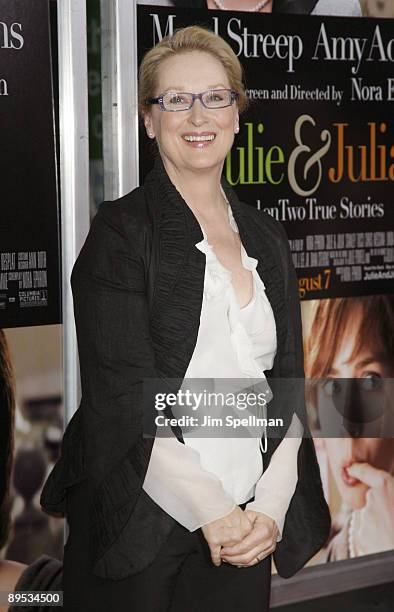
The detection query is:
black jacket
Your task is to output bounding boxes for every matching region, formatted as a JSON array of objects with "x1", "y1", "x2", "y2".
[{"x1": 41, "y1": 156, "x2": 330, "y2": 580}]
